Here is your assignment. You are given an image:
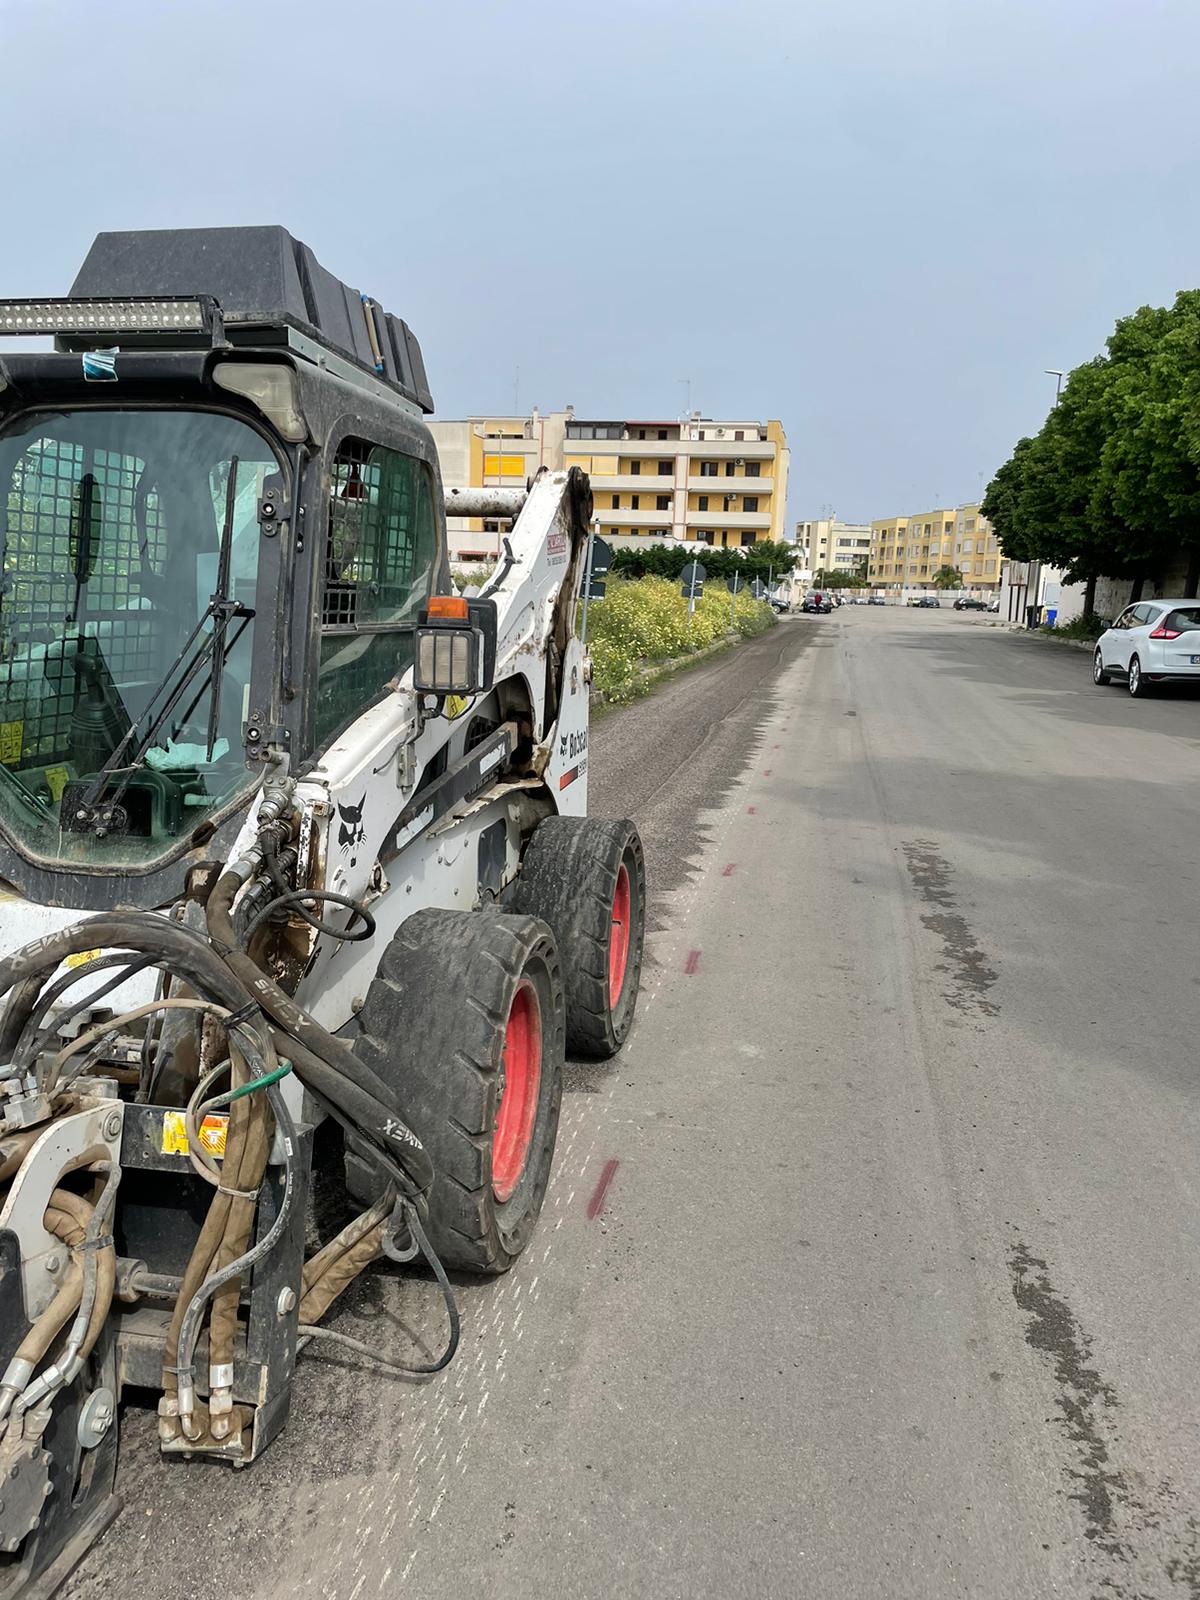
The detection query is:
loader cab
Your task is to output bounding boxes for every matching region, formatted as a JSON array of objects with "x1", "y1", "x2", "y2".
[{"x1": 0, "y1": 225, "x2": 447, "y2": 910}]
